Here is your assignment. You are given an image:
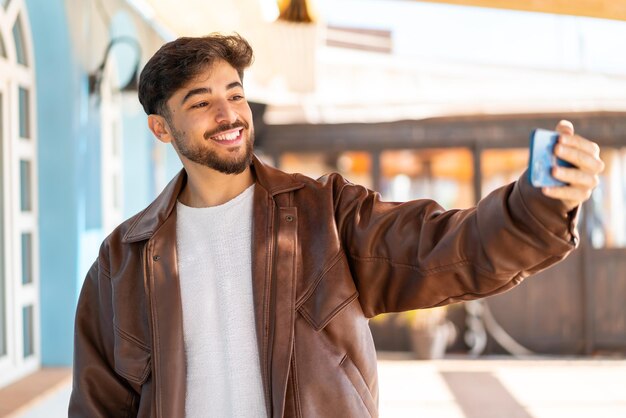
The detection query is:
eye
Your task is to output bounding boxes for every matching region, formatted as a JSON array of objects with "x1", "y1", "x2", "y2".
[
  {"x1": 231, "y1": 94, "x2": 245, "y2": 102},
  {"x1": 191, "y1": 101, "x2": 208, "y2": 109}
]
